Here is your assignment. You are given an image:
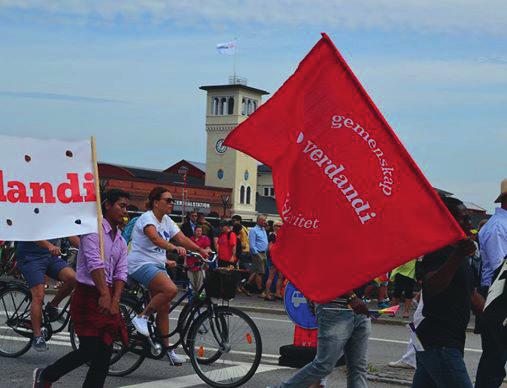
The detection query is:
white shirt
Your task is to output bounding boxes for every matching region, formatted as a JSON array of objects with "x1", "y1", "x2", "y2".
[
  {"x1": 127, "y1": 211, "x2": 180, "y2": 274},
  {"x1": 479, "y1": 207, "x2": 507, "y2": 287}
]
